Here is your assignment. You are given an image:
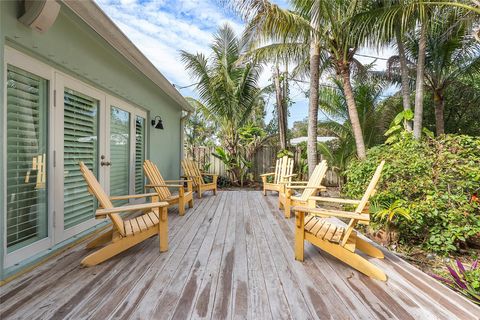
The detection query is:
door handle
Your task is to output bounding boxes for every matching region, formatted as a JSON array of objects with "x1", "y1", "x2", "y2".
[{"x1": 100, "y1": 155, "x2": 111, "y2": 166}]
